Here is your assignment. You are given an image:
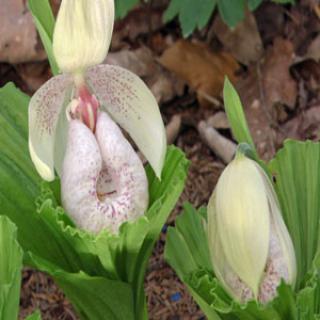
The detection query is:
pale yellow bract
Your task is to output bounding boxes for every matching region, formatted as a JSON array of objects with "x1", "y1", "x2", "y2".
[
  {"x1": 53, "y1": 0, "x2": 114, "y2": 74},
  {"x1": 208, "y1": 154, "x2": 296, "y2": 302}
]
